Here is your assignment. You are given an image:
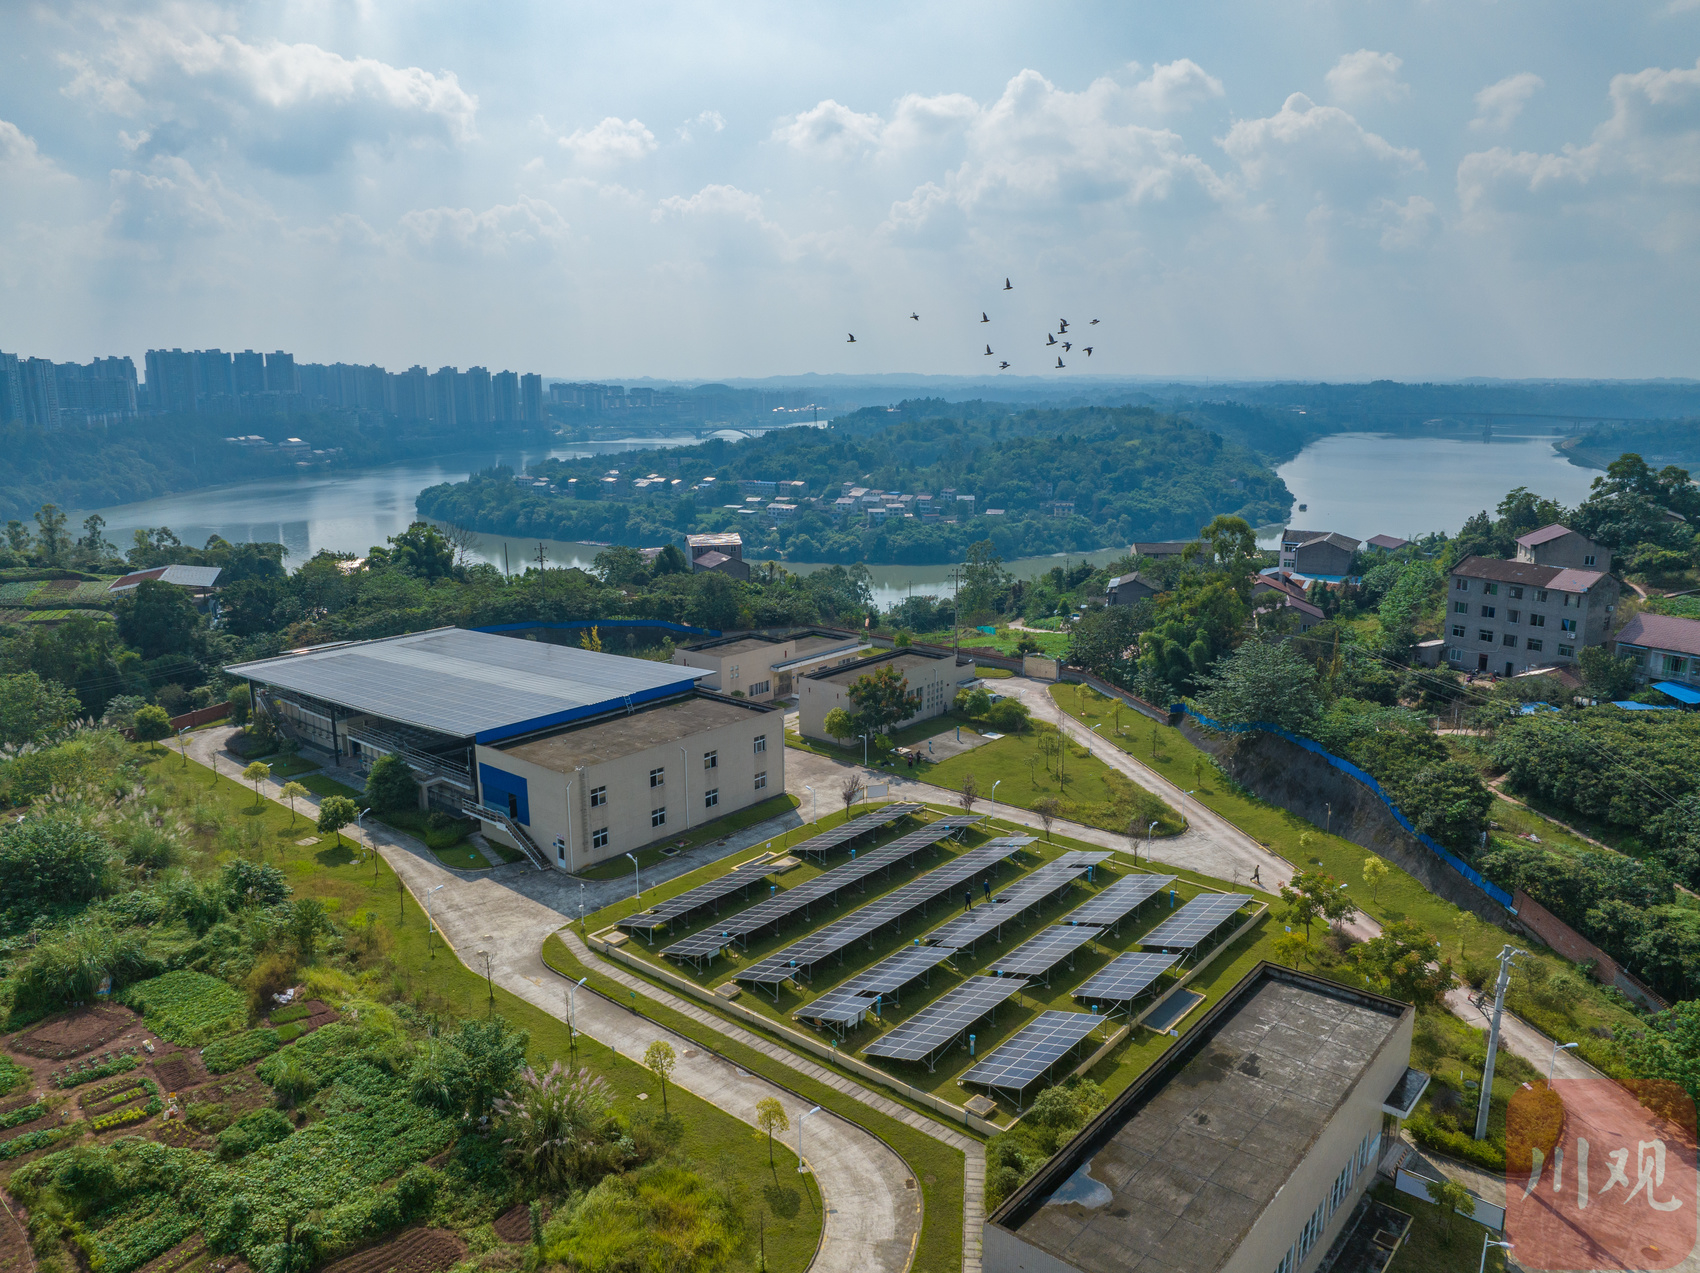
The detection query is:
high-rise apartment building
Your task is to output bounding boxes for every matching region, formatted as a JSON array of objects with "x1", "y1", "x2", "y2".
[
  {"x1": 264, "y1": 351, "x2": 297, "y2": 393},
  {"x1": 144, "y1": 349, "x2": 198, "y2": 414},
  {"x1": 233, "y1": 350, "x2": 266, "y2": 396},
  {"x1": 53, "y1": 356, "x2": 139, "y2": 416},
  {"x1": 521, "y1": 372, "x2": 543, "y2": 422},
  {"x1": 493, "y1": 370, "x2": 520, "y2": 422},
  {"x1": 464, "y1": 366, "x2": 493, "y2": 423},
  {"x1": 196, "y1": 349, "x2": 233, "y2": 403},
  {"x1": 0, "y1": 353, "x2": 25, "y2": 424},
  {"x1": 430, "y1": 367, "x2": 458, "y2": 424},
  {"x1": 19, "y1": 358, "x2": 60, "y2": 428}
]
